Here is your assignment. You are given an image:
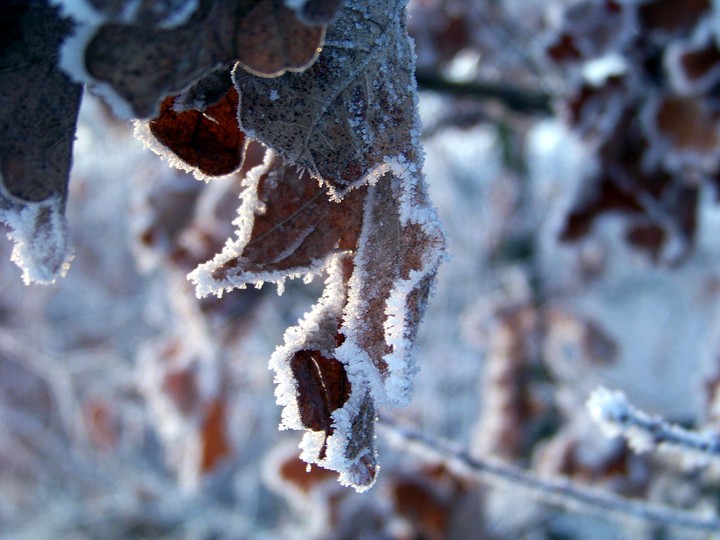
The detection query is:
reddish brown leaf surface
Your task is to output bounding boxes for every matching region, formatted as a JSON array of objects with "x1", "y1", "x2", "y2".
[
  {"x1": 203, "y1": 153, "x2": 365, "y2": 289},
  {"x1": 148, "y1": 87, "x2": 246, "y2": 177},
  {"x1": 73, "y1": 0, "x2": 327, "y2": 118},
  {"x1": 654, "y1": 97, "x2": 719, "y2": 154},
  {"x1": 291, "y1": 349, "x2": 351, "y2": 456}
]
